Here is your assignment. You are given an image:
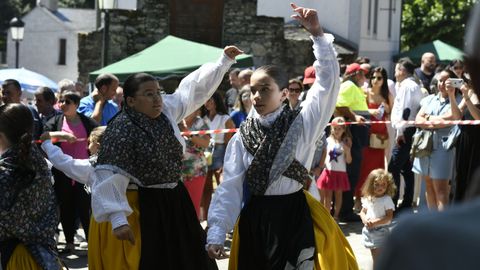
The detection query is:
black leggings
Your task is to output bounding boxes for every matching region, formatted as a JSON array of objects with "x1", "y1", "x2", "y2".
[{"x1": 53, "y1": 169, "x2": 91, "y2": 244}]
